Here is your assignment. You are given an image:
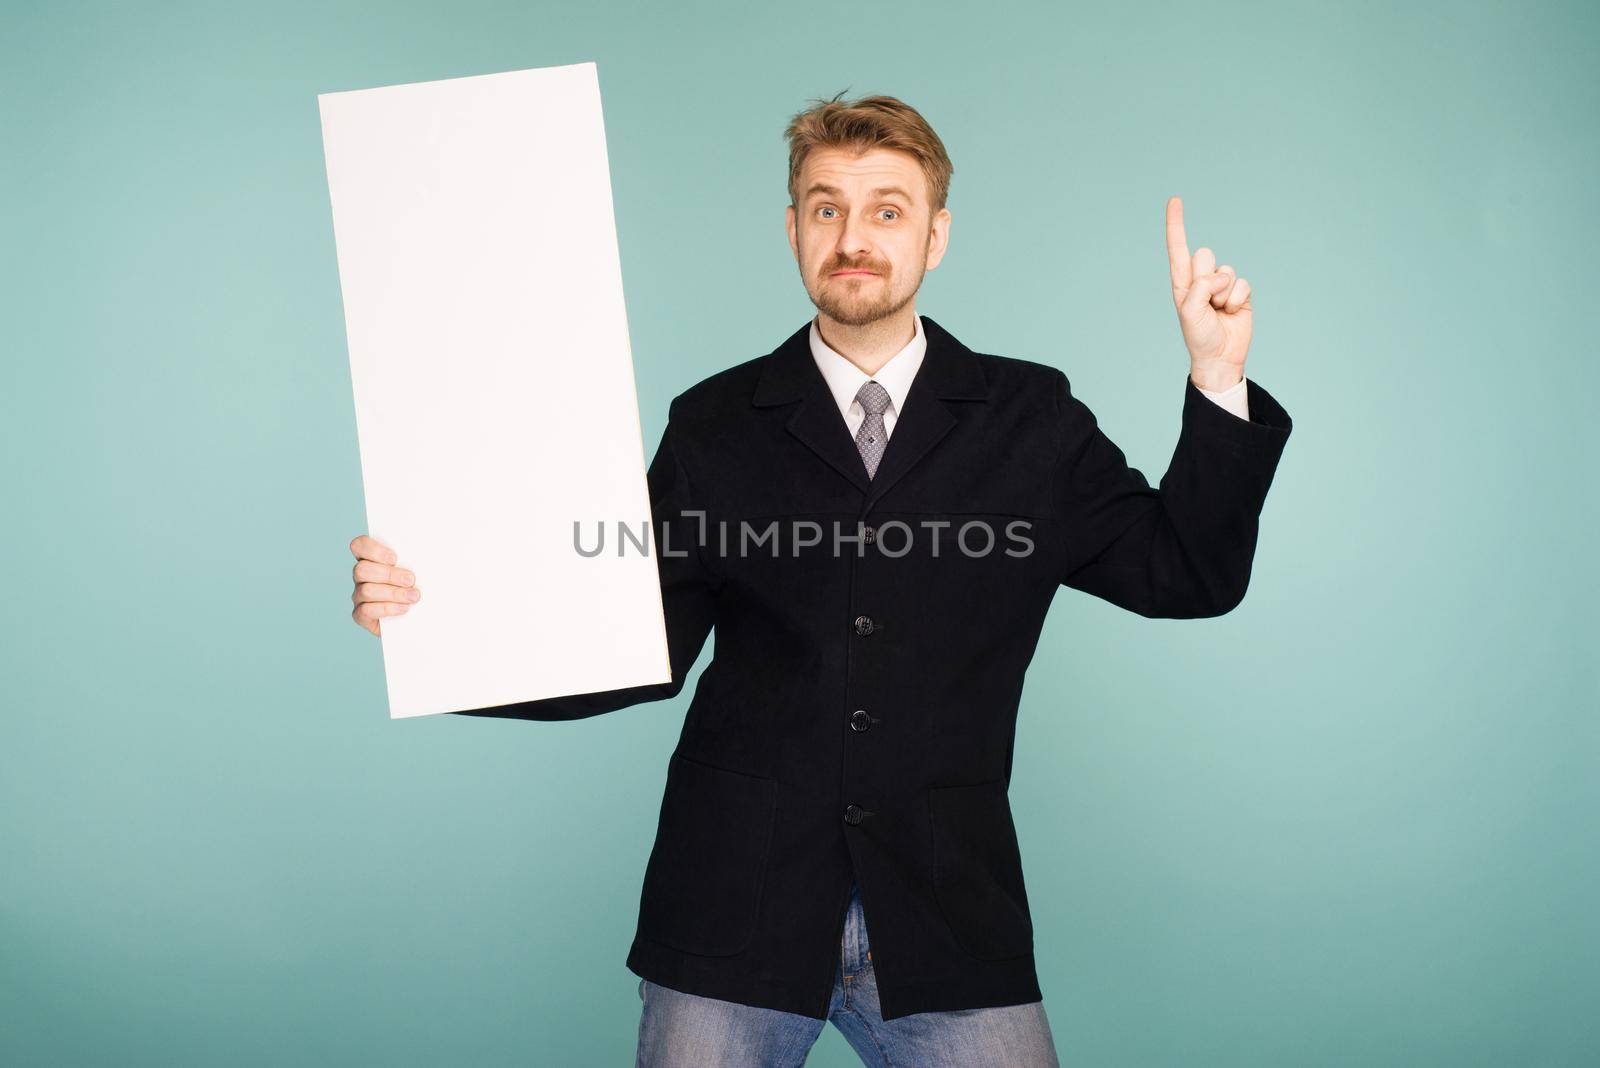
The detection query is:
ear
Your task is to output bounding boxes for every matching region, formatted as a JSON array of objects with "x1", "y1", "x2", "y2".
[
  {"x1": 785, "y1": 203, "x2": 799, "y2": 261},
  {"x1": 924, "y1": 207, "x2": 952, "y2": 270}
]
